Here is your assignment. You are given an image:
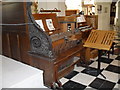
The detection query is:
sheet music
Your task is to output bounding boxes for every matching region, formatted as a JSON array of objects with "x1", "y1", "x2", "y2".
[
  {"x1": 46, "y1": 19, "x2": 55, "y2": 31},
  {"x1": 77, "y1": 17, "x2": 82, "y2": 23},
  {"x1": 77, "y1": 15, "x2": 86, "y2": 23},
  {"x1": 35, "y1": 20, "x2": 45, "y2": 31},
  {"x1": 81, "y1": 15, "x2": 86, "y2": 22}
]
